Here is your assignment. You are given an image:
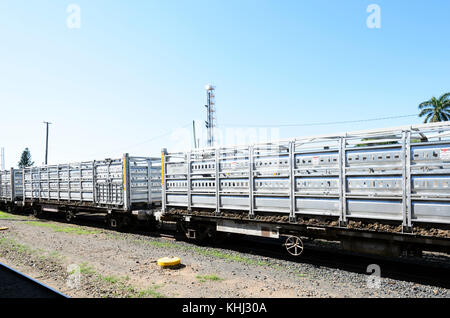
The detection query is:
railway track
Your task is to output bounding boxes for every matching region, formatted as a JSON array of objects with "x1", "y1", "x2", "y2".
[
  {"x1": 4, "y1": 212, "x2": 450, "y2": 291},
  {"x1": 71, "y1": 212, "x2": 450, "y2": 289},
  {"x1": 213, "y1": 235, "x2": 450, "y2": 289},
  {"x1": 0, "y1": 262, "x2": 68, "y2": 298}
]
